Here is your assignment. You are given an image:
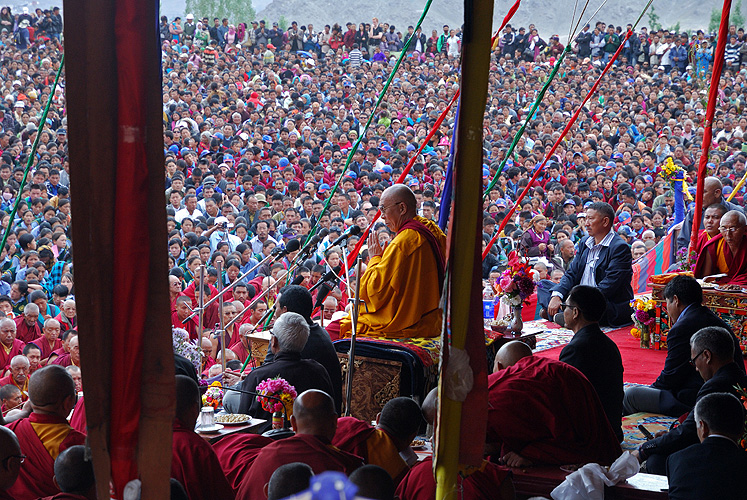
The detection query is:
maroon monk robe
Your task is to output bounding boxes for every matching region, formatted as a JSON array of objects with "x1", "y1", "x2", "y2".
[
  {"x1": 332, "y1": 417, "x2": 409, "y2": 482},
  {"x1": 0, "y1": 338, "x2": 25, "y2": 372},
  {"x1": 694, "y1": 232, "x2": 747, "y2": 286},
  {"x1": 50, "y1": 353, "x2": 72, "y2": 368},
  {"x1": 69, "y1": 396, "x2": 87, "y2": 434},
  {"x1": 171, "y1": 310, "x2": 199, "y2": 340},
  {"x1": 487, "y1": 356, "x2": 621, "y2": 466},
  {"x1": 13, "y1": 317, "x2": 41, "y2": 344},
  {"x1": 396, "y1": 456, "x2": 512, "y2": 500},
  {"x1": 171, "y1": 419, "x2": 235, "y2": 500},
  {"x1": 38, "y1": 493, "x2": 90, "y2": 500},
  {"x1": 5, "y1": 413, "x2": 87, "y2": 500},
  {"x1": 212, "y1": 433, "x2": 273, "y2": 493},
  {"x1": 228, "y1": 339, "x2": 251, "y2": 365},
  {"x1": 0, "y1": 375, "x2": 28, "y2": 401},
  {"x1": 53, "y1": 313, "x2": 76, "y2": 331},
  {"x1": 237, "y1": 433, "x2": 363, "y2": 500},
  {"x1": 29, "y1": 336, "x2": 62, "y2": 362}
]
